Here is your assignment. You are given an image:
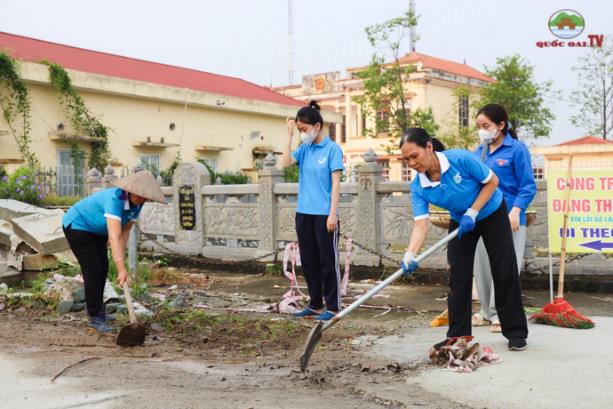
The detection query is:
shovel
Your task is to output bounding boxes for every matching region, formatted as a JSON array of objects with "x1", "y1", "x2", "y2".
[
  {"x1": 299, "y1": 229, "x2": 458, "y2": 372},
  {"x1": 116, "y1": 282, "x2": 146, "y2": 346}
]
